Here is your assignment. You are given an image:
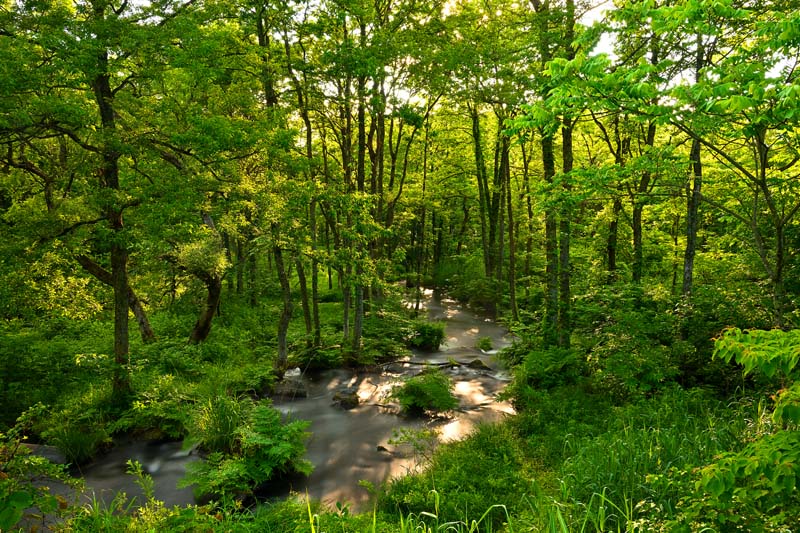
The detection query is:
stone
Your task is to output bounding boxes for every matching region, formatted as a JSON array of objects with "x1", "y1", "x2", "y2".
[
  {"x1": 273, "y1": 376, "x2": 308, "y2": 399},
  {"x1": 466, "y1": 358, "x2": 491, "y2": 370},
  {"x1": 332, "y1": 390, "x2": 359, "y2": 410}
]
